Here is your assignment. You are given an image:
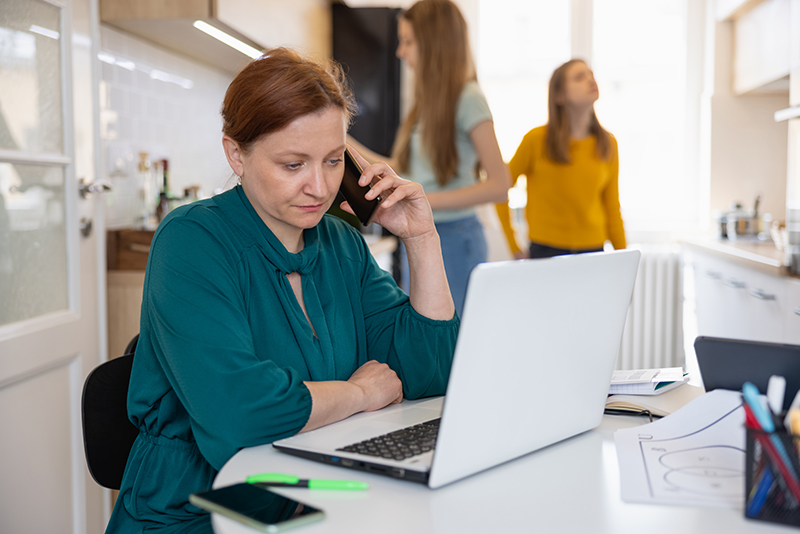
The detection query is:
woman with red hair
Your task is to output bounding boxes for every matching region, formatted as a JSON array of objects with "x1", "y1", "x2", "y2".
[{"x1": 106, "y1": 48, "x2": 457, "y2": 533}]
